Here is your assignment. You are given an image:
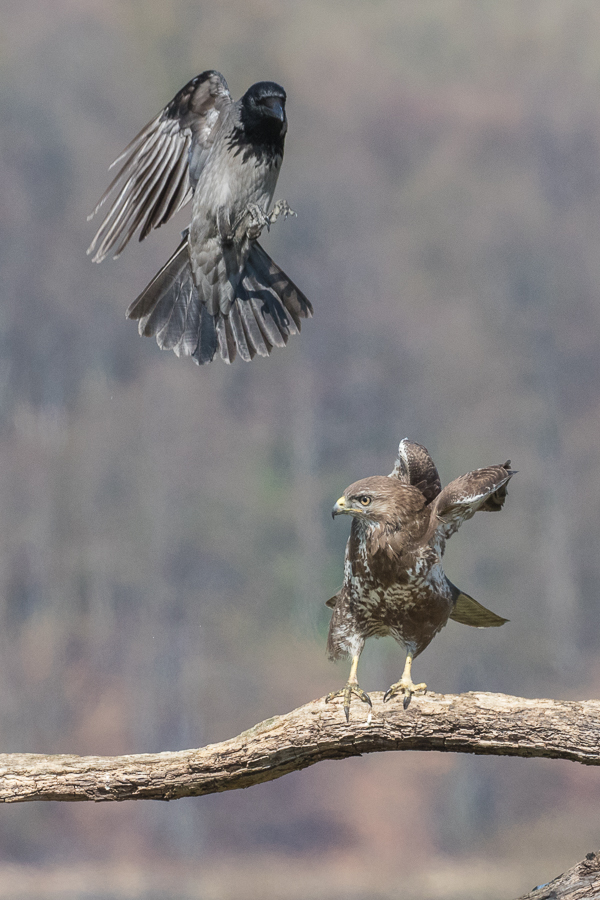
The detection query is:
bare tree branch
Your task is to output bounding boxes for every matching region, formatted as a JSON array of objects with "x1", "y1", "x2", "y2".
[
  {"x1": 0, "y1": 691, "x2": 599, "y2": 803},
  {"x1": 517, "y1": 850, "x2": 600, "y2": 899}
]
